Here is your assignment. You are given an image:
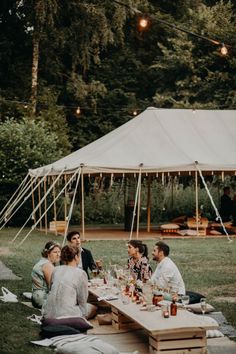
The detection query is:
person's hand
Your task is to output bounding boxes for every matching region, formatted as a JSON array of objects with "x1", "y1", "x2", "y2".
[{"x1": 95, "y1": 259, "x2": 103, "y2": 270}]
